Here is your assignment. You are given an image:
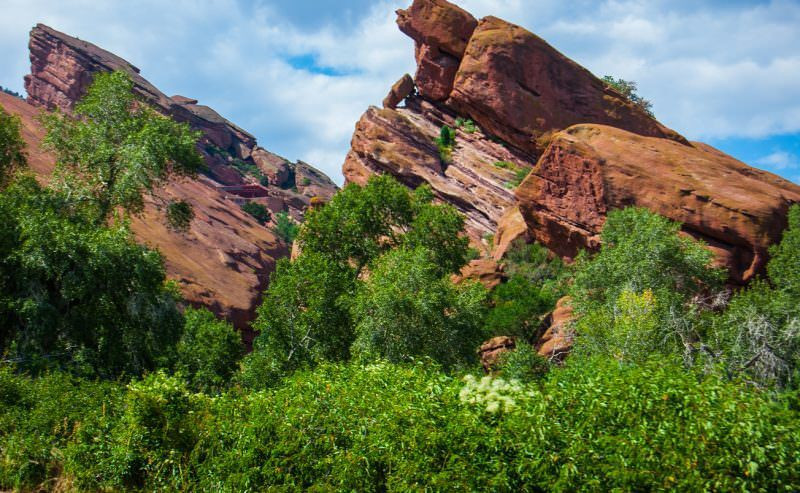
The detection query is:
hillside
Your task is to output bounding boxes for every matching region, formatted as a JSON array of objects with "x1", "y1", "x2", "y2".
[{"x1": 1, "y1": 24, "x2": 340, "y2": 334}]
